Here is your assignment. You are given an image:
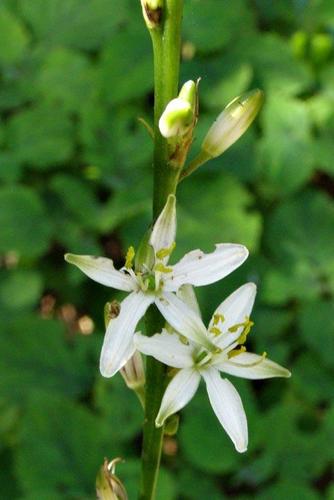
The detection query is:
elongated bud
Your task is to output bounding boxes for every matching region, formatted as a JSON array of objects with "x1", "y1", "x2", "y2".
[
  {"x1": 159, "y1": 80, "x2": 197, "y2": 138},
  {"x1": 120, "y1": 350, "x2": 145, "y2": 391},
  {"x1": 140, "y1": 0, "x2": 164, "y2": 30},
  {"x1": 201, "y1": 89, "x2": 264, "y2": 158},
  {"x1": 96, "y1": 458, "x2": 128, "y2": 500}
]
